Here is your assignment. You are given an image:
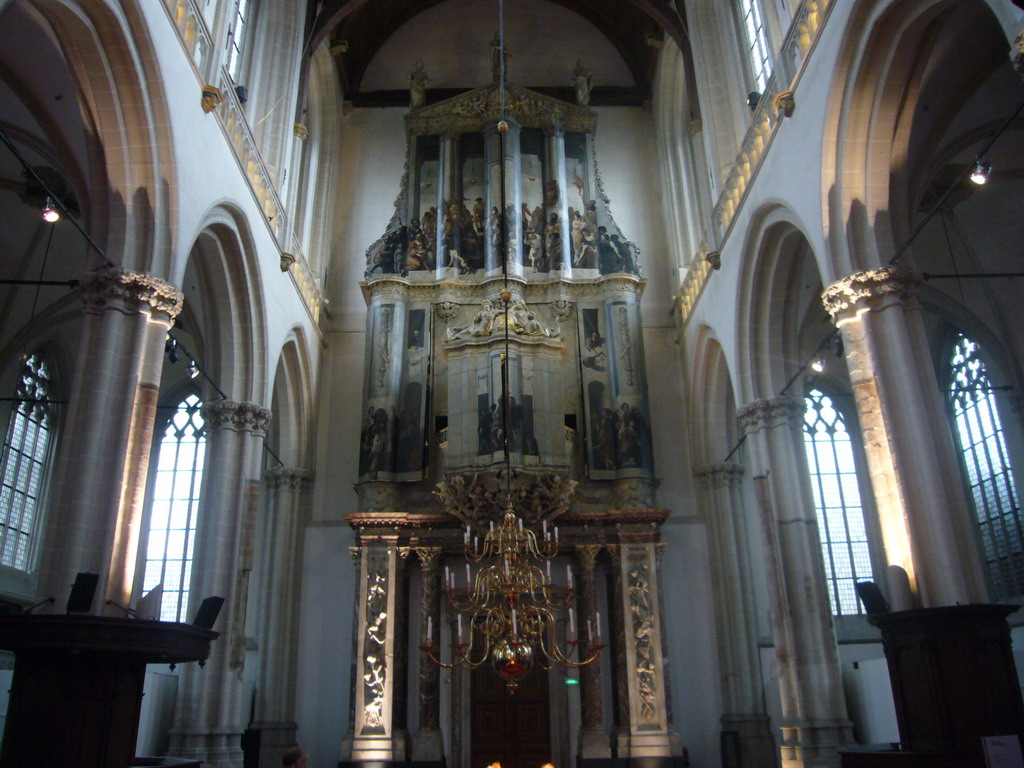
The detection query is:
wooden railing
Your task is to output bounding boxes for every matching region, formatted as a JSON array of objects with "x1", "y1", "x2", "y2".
[
  {"x1": 677, "y1": 0, "x2": 836, "y2": 332},
  {"x1": 161, "y1": 0, "x2": 325, "y2": 327}
]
